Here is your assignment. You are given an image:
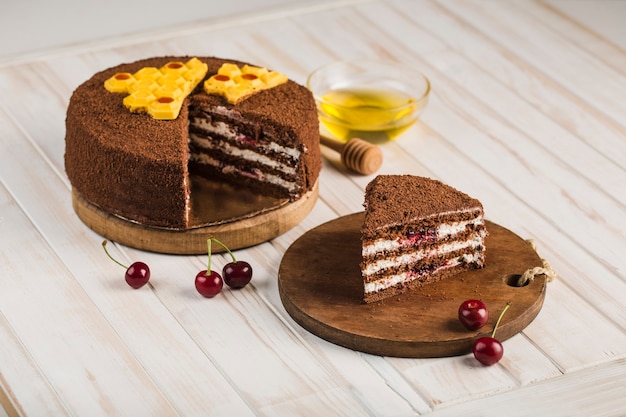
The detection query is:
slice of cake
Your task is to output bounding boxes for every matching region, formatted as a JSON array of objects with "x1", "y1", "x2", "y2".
[{"x1": 360, "y1": 175, "x2": 487, "y2": 303}]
